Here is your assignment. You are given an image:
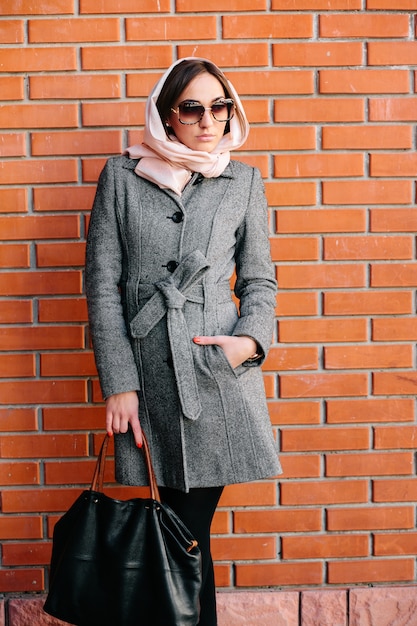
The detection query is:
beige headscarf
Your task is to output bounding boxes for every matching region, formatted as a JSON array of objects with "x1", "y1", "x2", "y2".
[{"x1": 125, "y1": 58, "x2": 250, "y2": 196}]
